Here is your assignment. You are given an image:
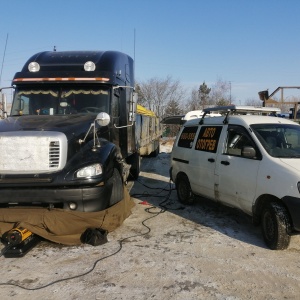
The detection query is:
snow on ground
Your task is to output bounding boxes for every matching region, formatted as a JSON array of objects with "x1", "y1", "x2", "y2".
[
  {"x1": 0, "y1": 139, "x2": 300, "y2": 299},
  {"x1": 160, "y1": 137, "x2": 175, "y2": 153}
]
